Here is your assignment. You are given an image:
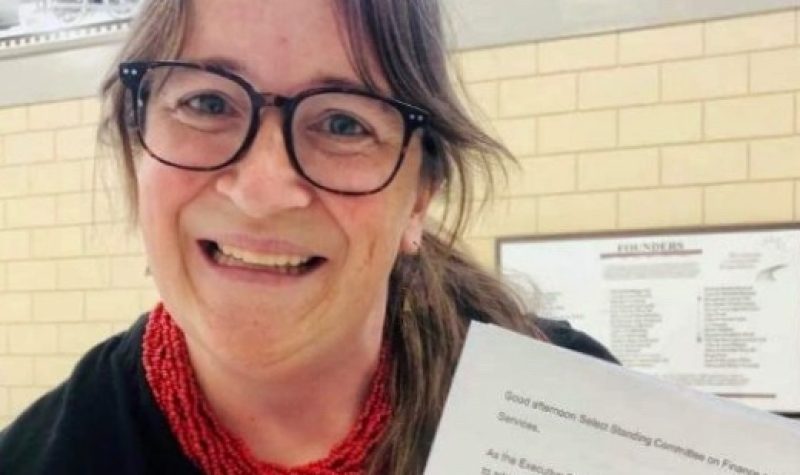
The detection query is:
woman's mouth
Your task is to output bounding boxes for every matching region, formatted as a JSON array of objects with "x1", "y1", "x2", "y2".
[{"x1": 199, "y1": 240, "x2": 326, "y2": 276}]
